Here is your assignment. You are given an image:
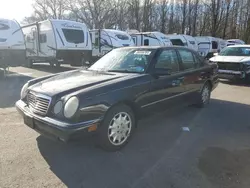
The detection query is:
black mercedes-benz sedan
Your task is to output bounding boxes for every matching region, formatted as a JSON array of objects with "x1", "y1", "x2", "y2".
[{"x1": 16, "y1": 46, "x2": 218, "y2": 151}]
